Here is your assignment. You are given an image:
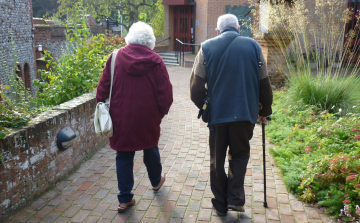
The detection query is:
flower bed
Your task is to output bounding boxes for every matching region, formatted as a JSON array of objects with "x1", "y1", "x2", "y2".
[{"x1": 268, "y1": 91, "x2": 360, "y2": 221}]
